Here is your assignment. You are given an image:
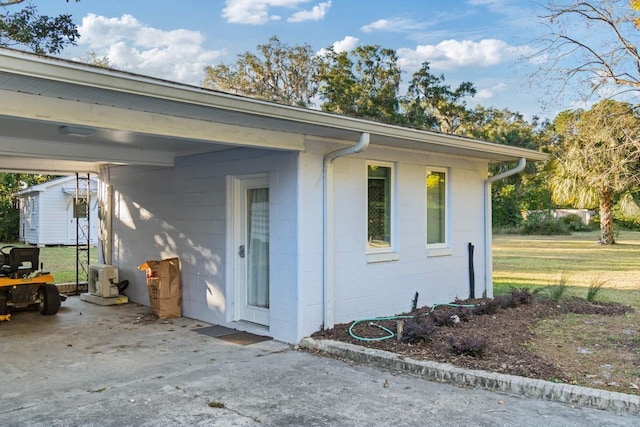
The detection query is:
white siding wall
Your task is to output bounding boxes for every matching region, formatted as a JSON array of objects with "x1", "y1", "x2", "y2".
[
  {"x1": 296, "y1": 141, "x2": 488, "y2": 338},
  {"x1": 38, "y1": 188, "x2": 71, "y2": 245},
  {"x1": 20, "y1": 193, "x2": 39, "y2": 244},
  {"x1": 106, "y1": 148, "x2": 299, "y2": 343}
]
